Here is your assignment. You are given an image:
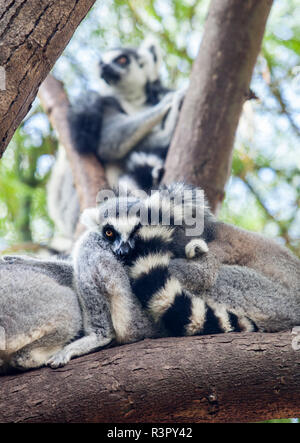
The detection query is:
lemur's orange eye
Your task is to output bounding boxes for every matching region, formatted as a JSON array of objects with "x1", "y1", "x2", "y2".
[
  {"x1": 105, "y1": 229, "x2": 114, "y2": 238},
  {"x1": 116, "y1": 56, "x2": 128, "y2": 66}
]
